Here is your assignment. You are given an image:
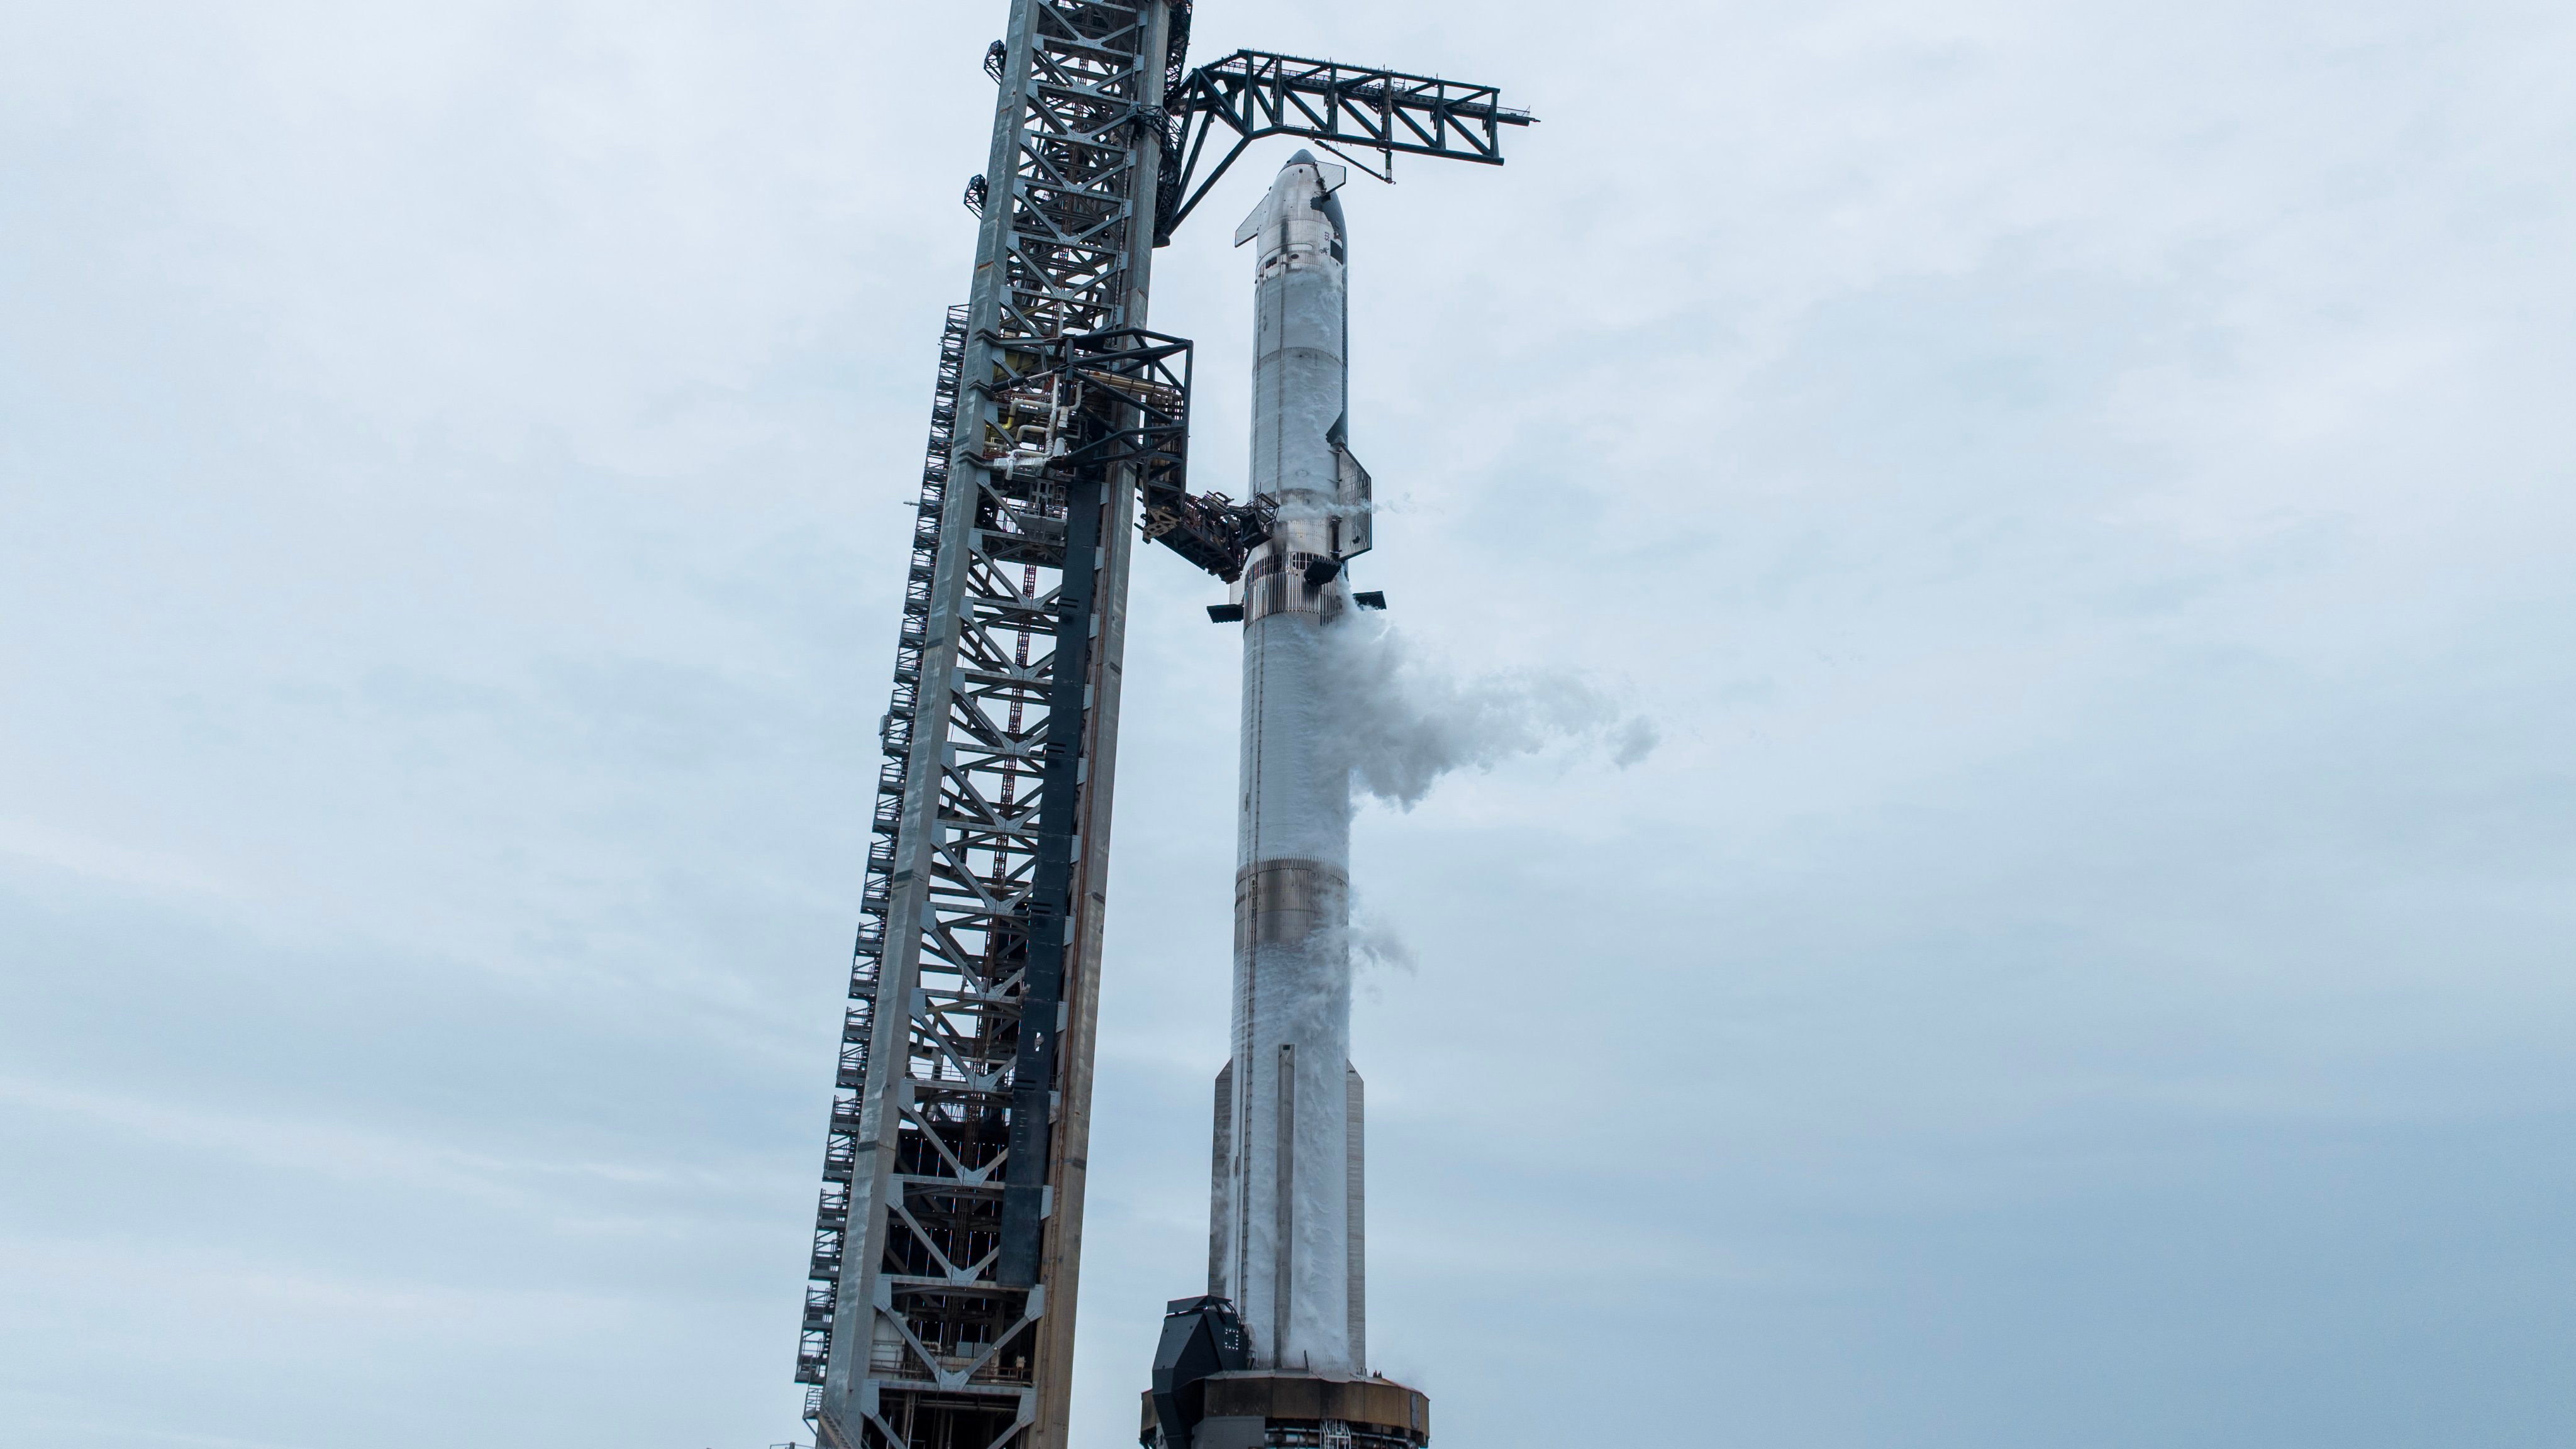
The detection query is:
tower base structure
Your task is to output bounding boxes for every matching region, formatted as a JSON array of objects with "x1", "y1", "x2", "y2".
[
  {"x1": 1143, "y1": 1297, "x2": 1428, "y2": 1449},
  {"x1": 1141, "y1": 1371, "x2": 1431, "y2": 1449}
]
